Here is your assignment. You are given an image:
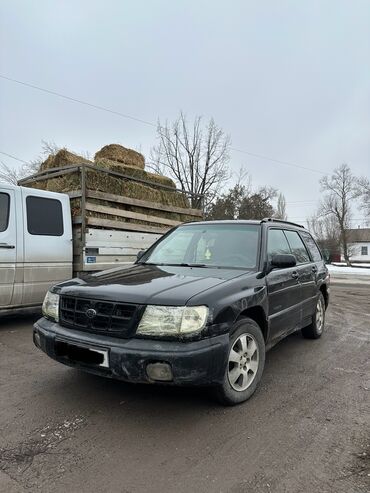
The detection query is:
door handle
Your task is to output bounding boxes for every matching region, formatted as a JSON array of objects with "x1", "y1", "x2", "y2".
[
  {"x1": 291, "y1": 271, "x2": 299, "y2": 279},
  {"x1": 0, "y1": 243, "x2": 15, "y2": 249}
]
